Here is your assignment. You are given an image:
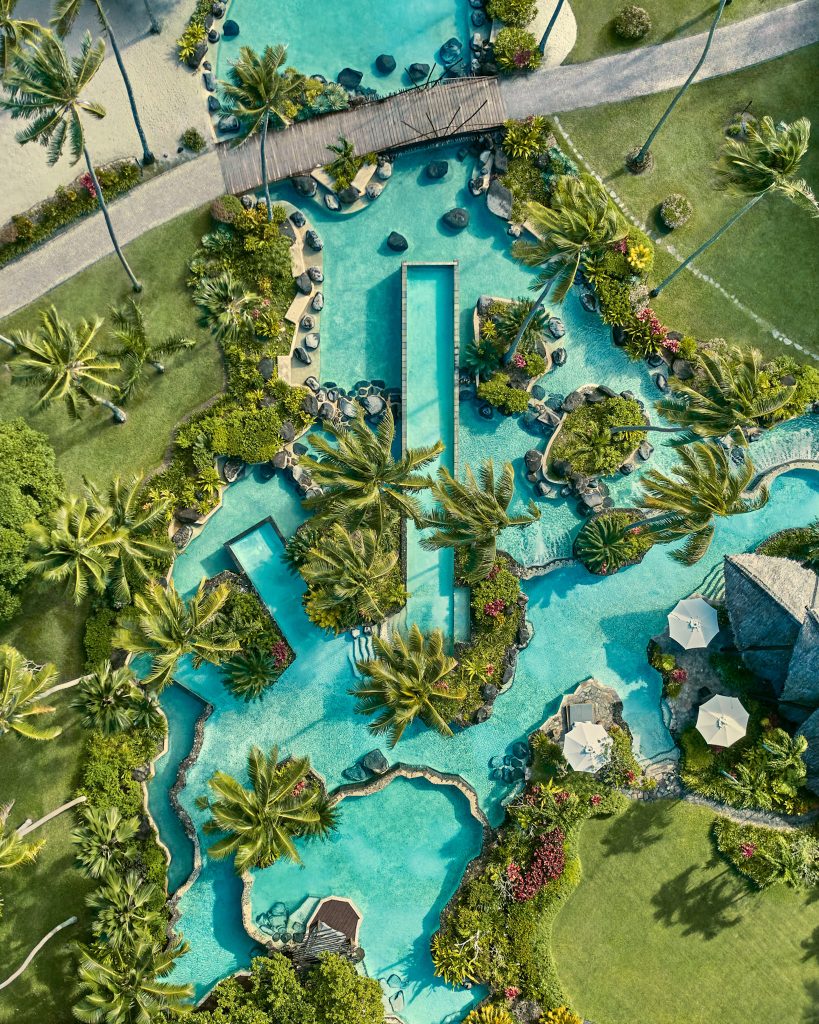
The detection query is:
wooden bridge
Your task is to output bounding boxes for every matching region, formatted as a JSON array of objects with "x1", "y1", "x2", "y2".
[{"x1": 218, "y1": 77, "x2": 507, "y2": 194}]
